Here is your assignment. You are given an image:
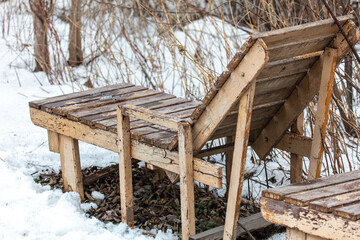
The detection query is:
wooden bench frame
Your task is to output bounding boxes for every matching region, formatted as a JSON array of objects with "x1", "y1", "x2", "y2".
[{"x1": 29, "y1": 16, "x2": 359, "y2": 240}]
